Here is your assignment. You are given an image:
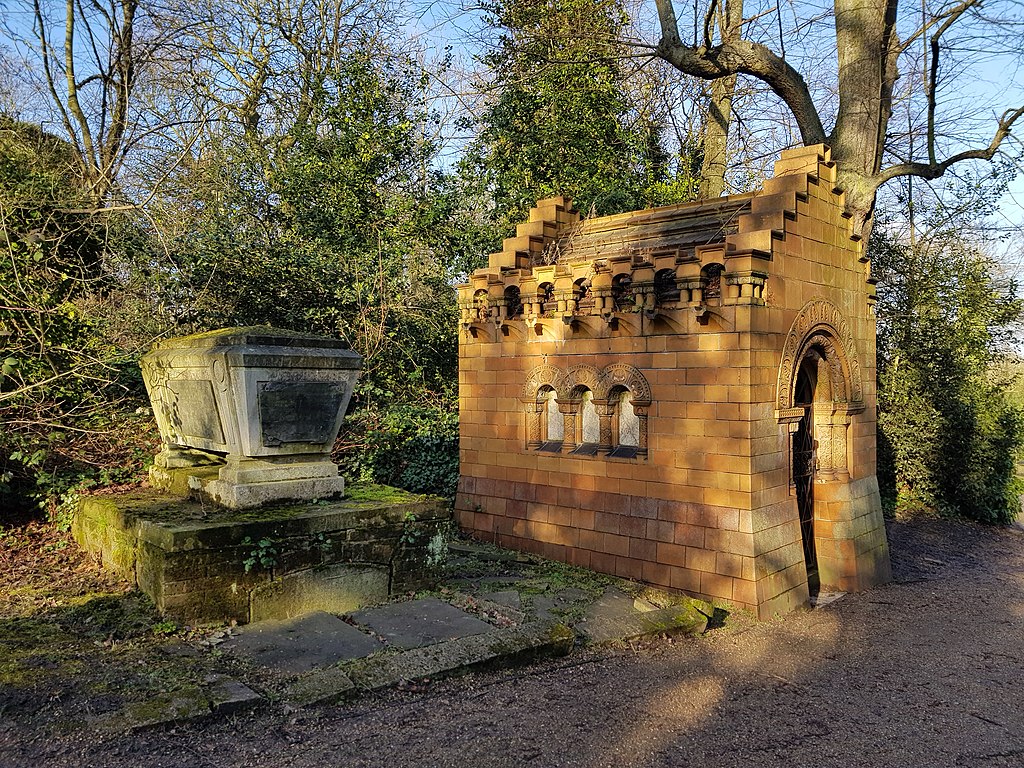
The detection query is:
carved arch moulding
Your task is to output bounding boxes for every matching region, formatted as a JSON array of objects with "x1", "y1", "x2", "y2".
[
  {"x1": 602, "y1": 363, "x2": 653, "y2": 403},
  {"x1": 564, "y1": 364, "x2": 604, "y2": 398},
  {"x1": 776, "y1": 299, "x2": 864, "y2": 415},
  {"x1": 521, "y1": 363, "x2": 652, "y2": 404},
  {"x1": 521, "y1": 364, "x2": 564, "y2": 402}
]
